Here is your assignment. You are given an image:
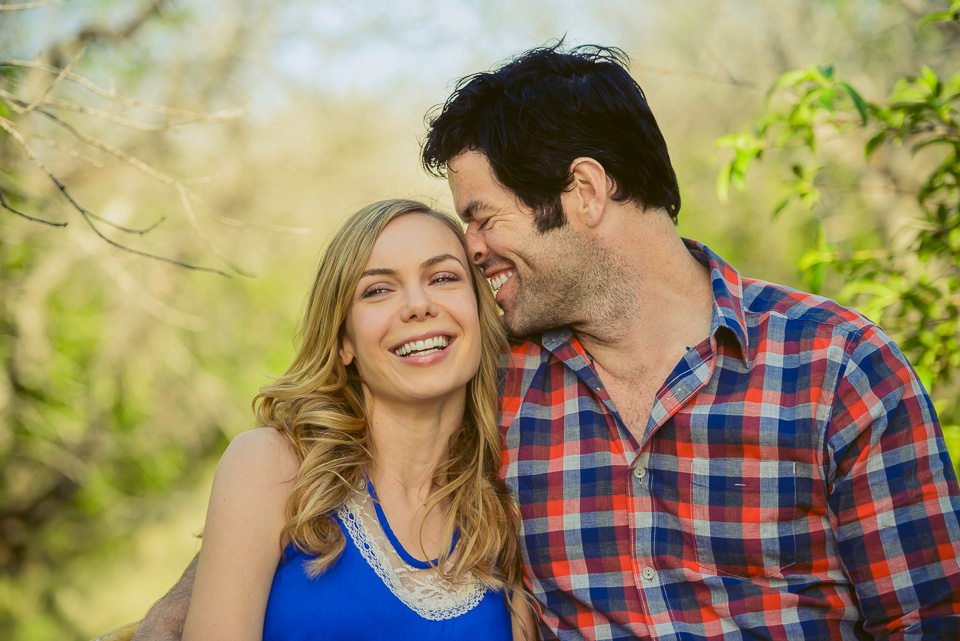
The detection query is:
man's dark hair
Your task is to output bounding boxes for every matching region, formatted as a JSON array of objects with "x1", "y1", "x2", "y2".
[{"x1": 422, "y1": 42, "x2": 681, "y2": 232}]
